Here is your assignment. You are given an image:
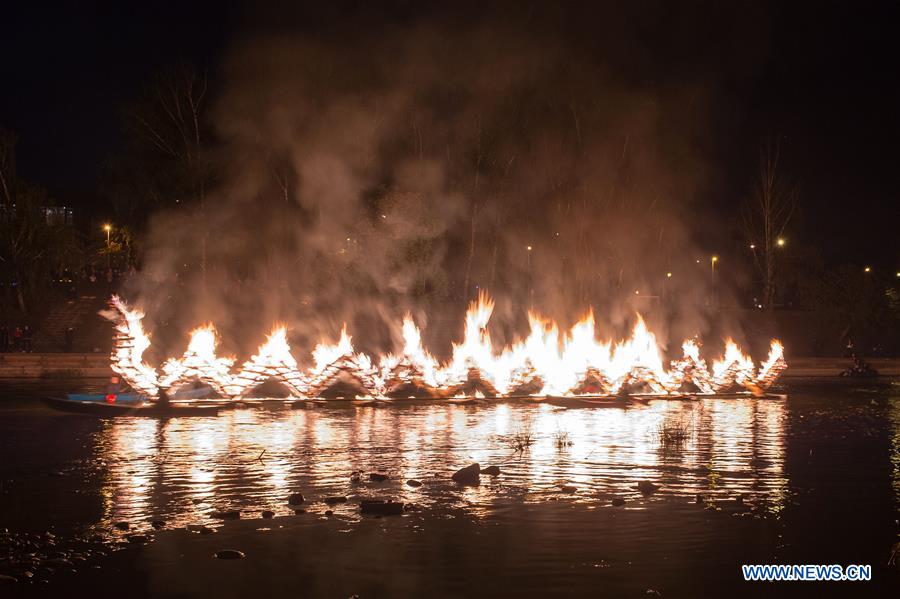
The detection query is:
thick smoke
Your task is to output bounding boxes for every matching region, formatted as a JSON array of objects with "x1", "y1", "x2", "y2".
[{"x1": 123, "y1": 3, "x2": 769, "y2": 362}]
